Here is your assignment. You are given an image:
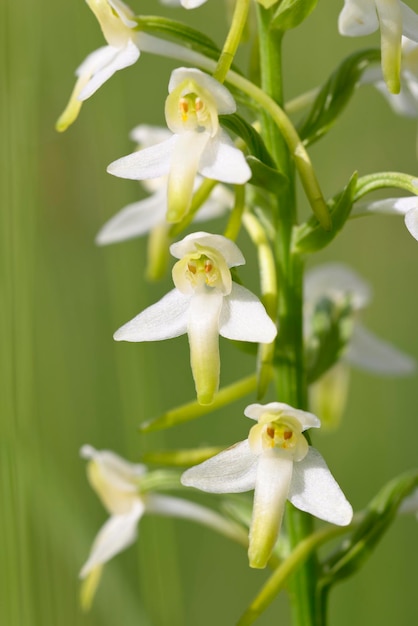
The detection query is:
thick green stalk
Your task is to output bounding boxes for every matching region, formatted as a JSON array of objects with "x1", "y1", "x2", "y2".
[{"x1": 256, "y1": 7, "x2": 318, "y2": 626}]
